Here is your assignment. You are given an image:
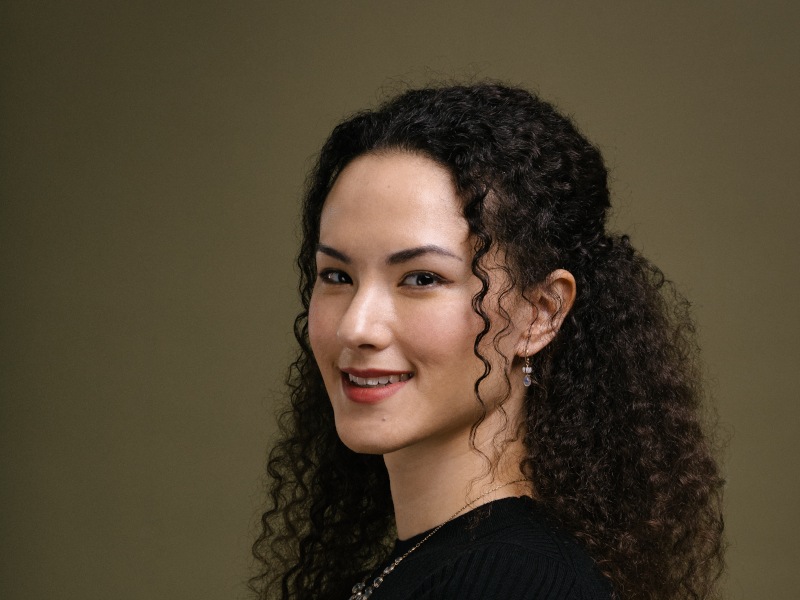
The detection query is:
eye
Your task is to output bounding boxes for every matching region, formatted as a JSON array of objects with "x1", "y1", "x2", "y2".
[
  {"x1": 400, "y1": 272, "x2": 444, "y2": 287},
  {"x1": 318, "y1": 269, "x2": 353, "y2": 285}
]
